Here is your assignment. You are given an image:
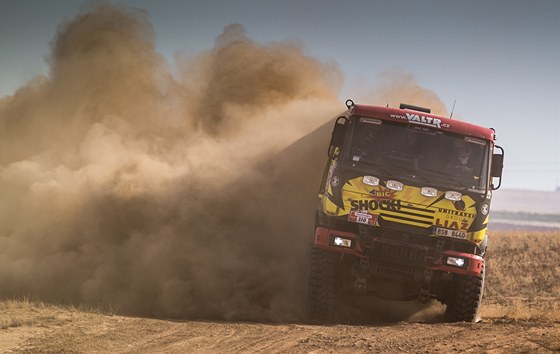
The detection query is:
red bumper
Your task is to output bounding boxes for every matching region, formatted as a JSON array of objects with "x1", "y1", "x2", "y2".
[
  {"x1": 314, "y1": 227, "x2": 365, "y2": 257},
  {"x1": 429, "y1": 250, "x2": 484, "y2": 277},
  {"x1": 313, "y1": 227, "x2": 484, "y2": 277}
]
